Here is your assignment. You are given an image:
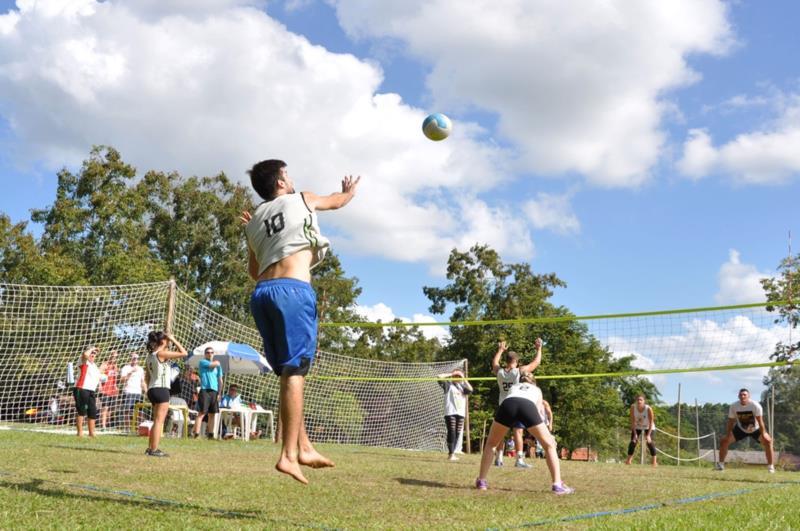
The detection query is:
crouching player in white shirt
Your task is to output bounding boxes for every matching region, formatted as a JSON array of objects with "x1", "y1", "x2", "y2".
[
  {"x1": 475, "y1": 372, "x2": 574, "y2": 494},
  {"x1": 716, "y1": 388, "x2": 775, "y2": 473}
]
